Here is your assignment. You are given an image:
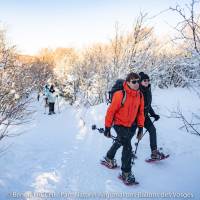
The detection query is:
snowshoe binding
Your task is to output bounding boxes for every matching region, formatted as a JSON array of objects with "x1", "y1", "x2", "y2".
[
  {"x1": 118, "y1": 171, "x2": 139, "y2": 185},
  {"x1": 100, "y1": 156, "x2": 119, "y2": 169}
]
